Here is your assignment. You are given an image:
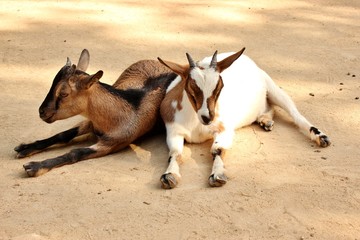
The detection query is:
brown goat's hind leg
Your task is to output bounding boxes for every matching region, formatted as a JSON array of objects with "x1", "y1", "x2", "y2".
[
  {"x1": 14, "y1": 121, "x2": 93, "y2": 158},
  {"x1": 23, "y1": 143, "x2": 112, "y2": 177}
]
